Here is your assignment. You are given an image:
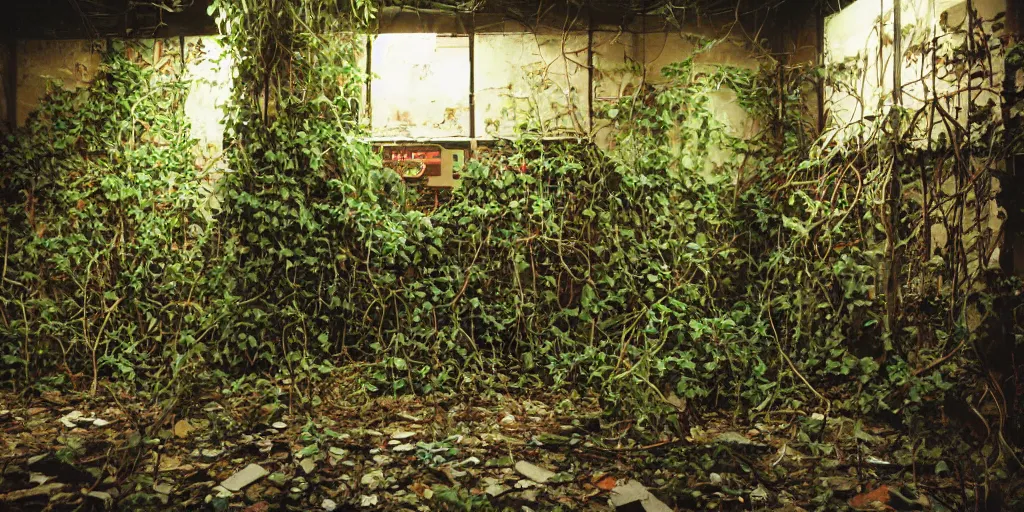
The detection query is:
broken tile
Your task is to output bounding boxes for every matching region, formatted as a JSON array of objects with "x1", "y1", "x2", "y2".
[
  {"x1": 221, "y1": 463, "x2": 269, "y2": 492},
  {"x1": 515, "y1": 461, "x2": 556, "y2": 484},
  {"x1": 608, "y1": 480, "x2": 673, "y2": 512}
]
